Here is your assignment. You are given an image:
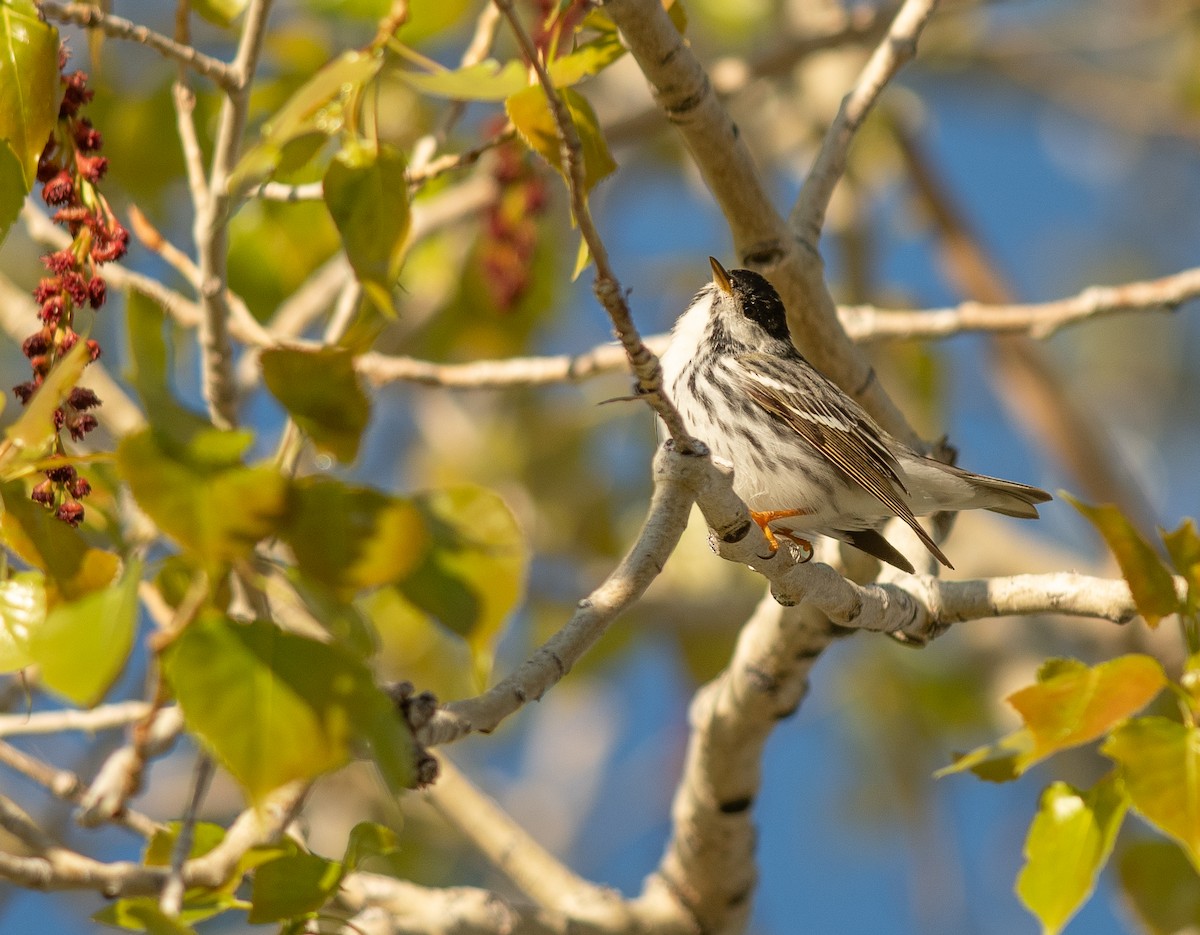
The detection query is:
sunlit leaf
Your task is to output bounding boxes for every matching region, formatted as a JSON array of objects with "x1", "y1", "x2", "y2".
[
  {"x1": 192, "y1": 0, "x2": 248, "y2": 27},
  {"x1": 1009, "y1": 654, "x2": 1167, "y2": 756},
  {"x1": 0, "y1": 570, "x2": 43, "y2": 672},
  {"x1": 230, "y1": 50, "x2": 382, "y2": 193},
  {"x1": 30, "y1": 560, "x2": 140, "y2": 707},
  {"x1": 280, "y1": 478, "x2": 428, "y2": 600},
  {"x1": 547, "y1": 32, "x2": 626, "y2": 87},
  {"x1": 117, "y1": 429, "x2": 289, "y2": 569},
  {"x1": 1104, "y1": 717, "x2": 1200, "y2": 872},
  {"x1": 1118, "y1": 838, "x2": 1200, "y2": 935},
  {"x1": 937, "y1": 655, "x2": 1166, "y2": 782},
  {"x1": 1066, "y1": 494, "x2": 1181, "y2": 627},
  {"x1": 0, "y1": 0, "x2": 60, "y2": 190},
  {"x1": 394, "y1": 485, "x2": 526, "y2": 685},
  {"x1": 144, "y1": 821, "x2": 228, "y2": 866},
  {"x1": 324, "y1": 142, "x2": 410, "y2": 314},
  {"x1": 261, "y1": 347, "x2": 370, "y2": 462},
  {"x1": 397, "y1": 0, "x2": 473, "y2": 44},
  {"x1": 248, "y1": 853, "x2": 343, "y2": 923},
  {"x1": 1016, "y1": 775, "x2": 1128, "y2": 934},
  {"x1": 1, "y1": 341, "x2": 92, "y2": 474},
  {"x1": 164, "y1": 613, "x2": 414, "y2": 802},
  {"x1": 363, "y1": 586, "x2": 476, "y2": 702},
  {"x1": 0, "y1": 140, "x2": 23, "y2": 245},
  {"x1": 0, "y1": 479, "x2": 120, "y2": 599},
  {"x1": 395, "y1": 59, "x2": 528, "y2": 100},
  {"x1": 506, "y1": 85, "x2": 616, "y2": 193}
]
